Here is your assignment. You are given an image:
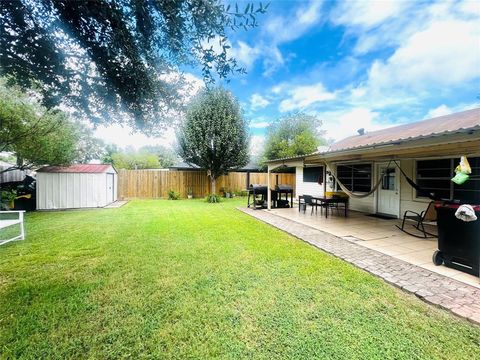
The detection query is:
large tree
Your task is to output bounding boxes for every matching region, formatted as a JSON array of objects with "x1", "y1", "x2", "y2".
[
  {"x1": 0, "y1": 79, "x2": 109, "y2": 171},
  {"x1": 177, "y1": 88, "x2": 249, "y2": 194},
  {"x1": 0, "y1": 0, "x2": 267, "y2": 133},
  {"x1": 0, "y1": 80, "x2": 81, "y2": 173},
  {"x1": 263, "y1": 112, "x2": 326, "y2": 162}
]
